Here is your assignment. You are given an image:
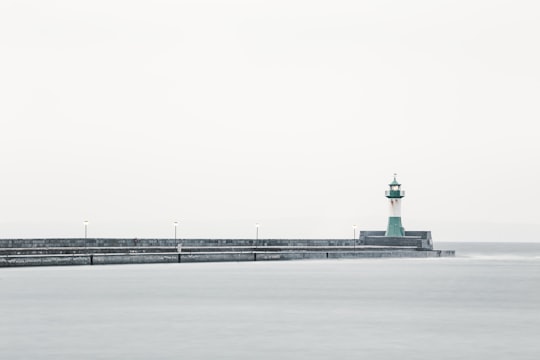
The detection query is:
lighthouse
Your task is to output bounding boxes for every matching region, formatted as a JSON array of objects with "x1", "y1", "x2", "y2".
[{"x1": 385, "y1": 174, "x2": 405, "y2": 237}]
